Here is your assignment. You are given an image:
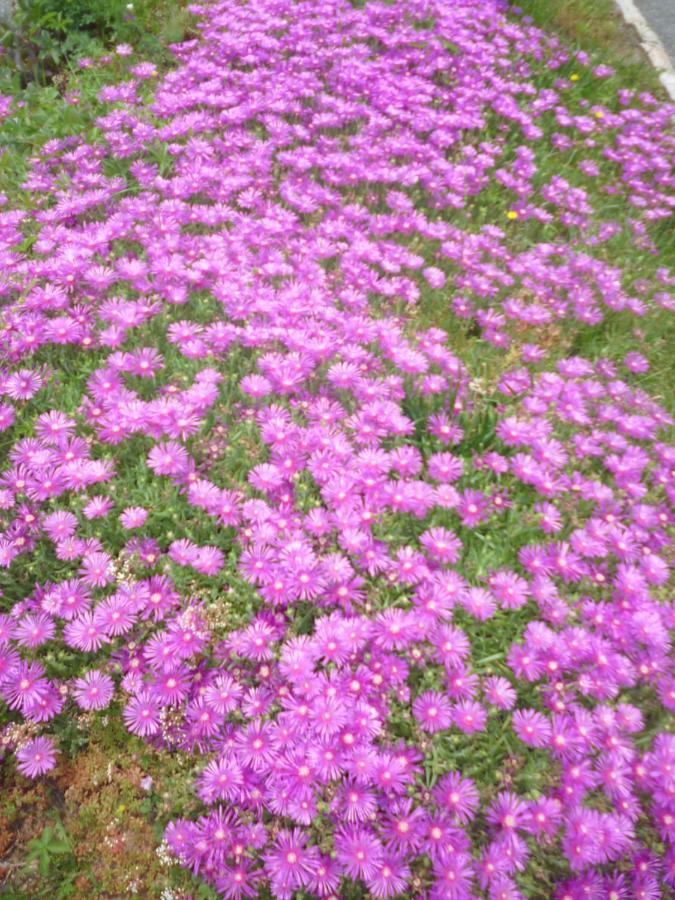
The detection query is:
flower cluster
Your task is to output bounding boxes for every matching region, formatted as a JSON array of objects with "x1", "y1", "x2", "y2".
[{"x1": 0, "y1": 0, "x2": 673, "y2": 896}]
